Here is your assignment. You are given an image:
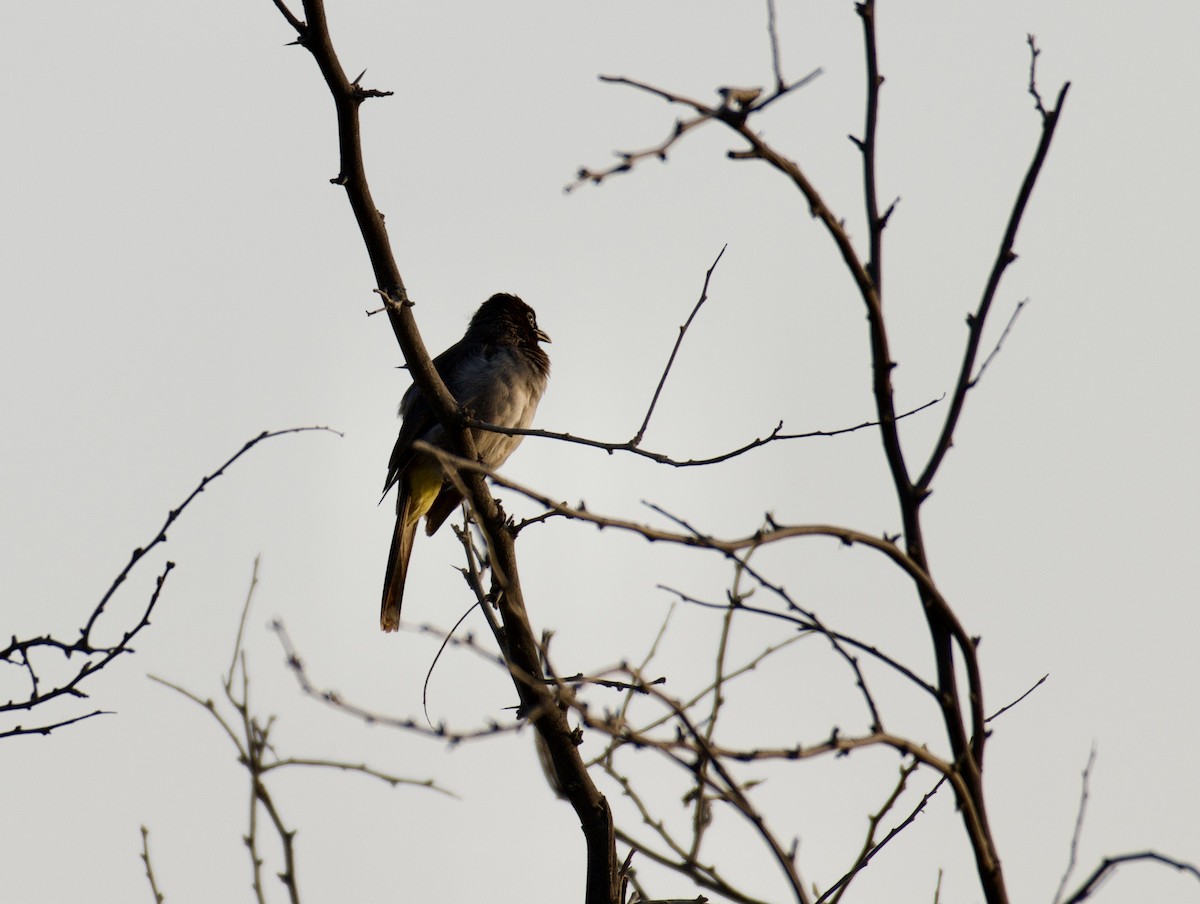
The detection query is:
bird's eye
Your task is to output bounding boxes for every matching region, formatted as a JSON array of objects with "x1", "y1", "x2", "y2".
[{"x1": 527, "y1": 312, "x2": 537, "y2": 327}]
